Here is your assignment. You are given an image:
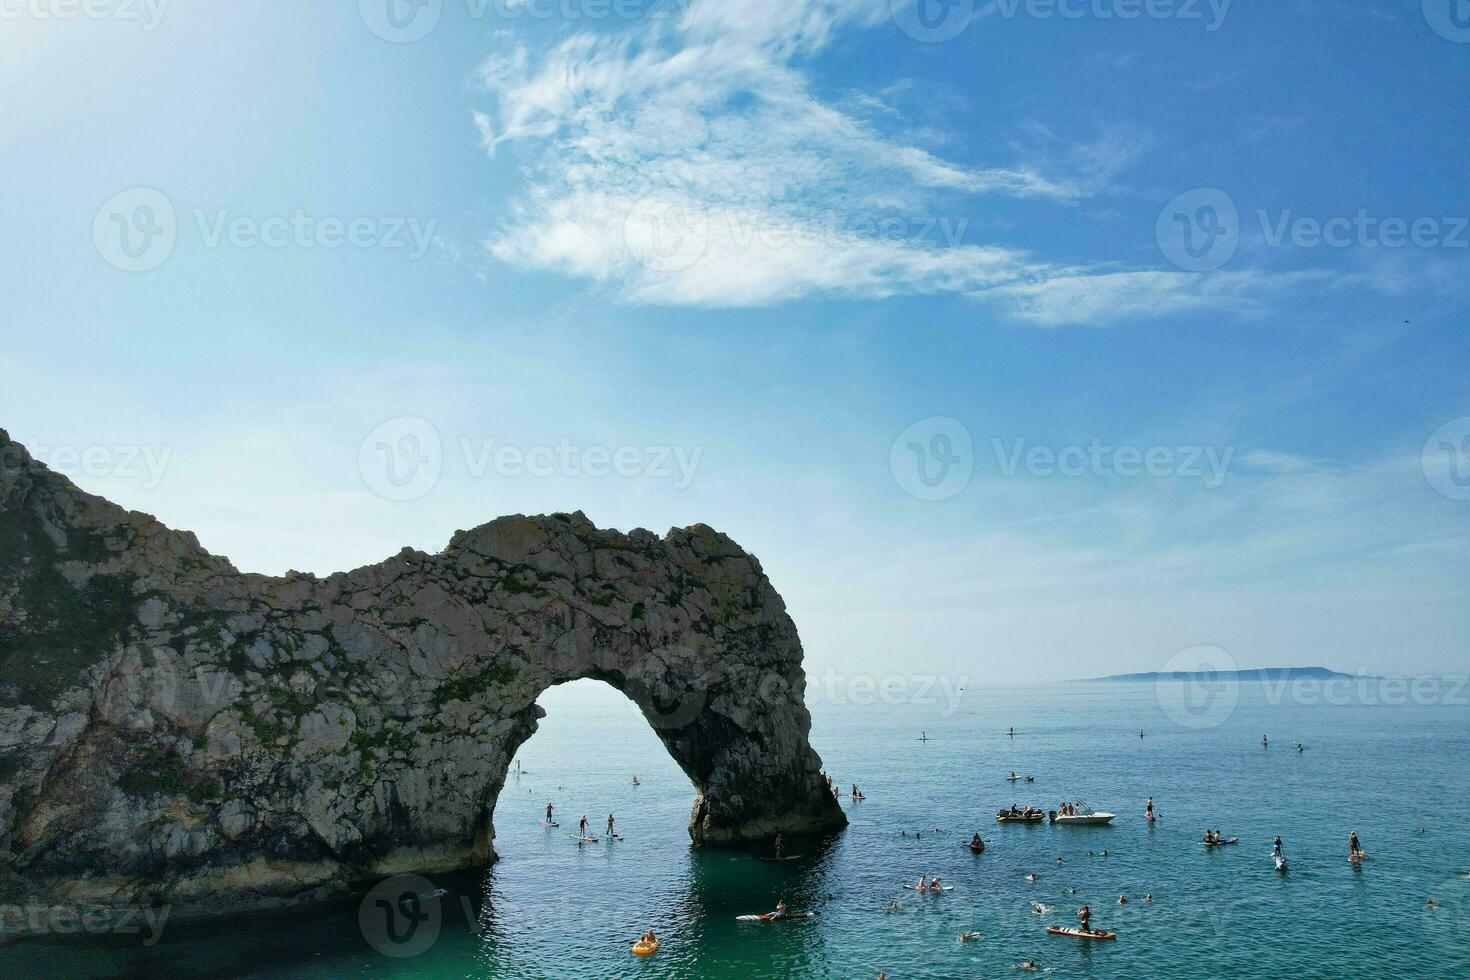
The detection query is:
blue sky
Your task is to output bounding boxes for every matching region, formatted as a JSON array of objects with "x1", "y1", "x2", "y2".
[{"x1": 2, "y1": 0, "x2": 1467, "y2": 682}]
